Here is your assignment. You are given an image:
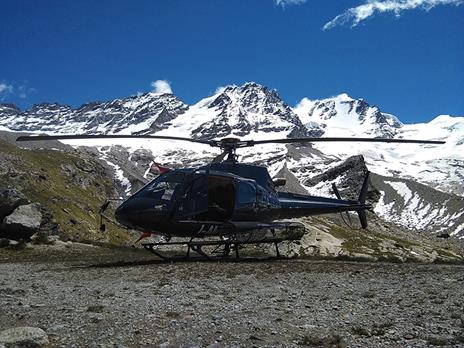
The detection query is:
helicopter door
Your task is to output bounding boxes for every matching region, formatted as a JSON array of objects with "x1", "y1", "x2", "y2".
[
  {"x1": 206, "y1": 175, "x2": 235, "y2": 221},
  {"x1": 174, "y1": 174, "x2": 209, "y2": 220}
]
